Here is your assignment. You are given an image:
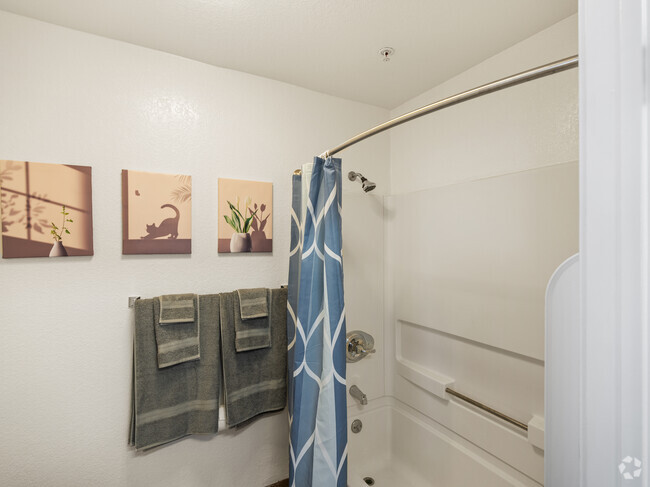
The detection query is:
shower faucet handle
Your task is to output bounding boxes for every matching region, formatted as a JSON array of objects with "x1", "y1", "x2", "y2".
[
  {"x1": 355, "y1": 340, "x2": 376, "y2": 355},
  {"x1": 346, "y1": 330, "x2": 376, "y2": 363},
  {"x1": 349, "y1": 338, "x2": 375, "y2": 356}
]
